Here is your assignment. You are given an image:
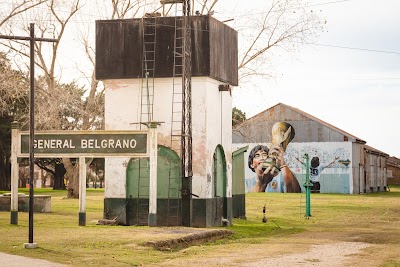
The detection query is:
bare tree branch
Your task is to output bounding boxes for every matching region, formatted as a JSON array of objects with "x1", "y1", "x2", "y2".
[{"x1": 0, "y1": 0, "x2": 47, "y2": 28}]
